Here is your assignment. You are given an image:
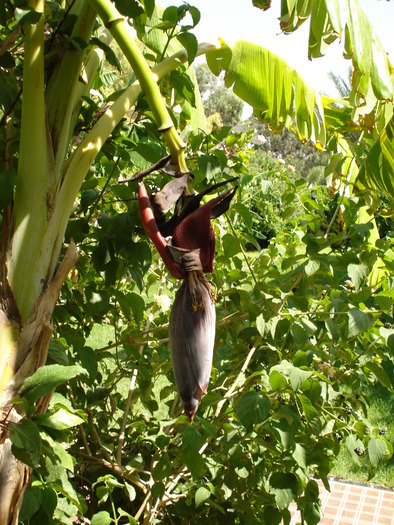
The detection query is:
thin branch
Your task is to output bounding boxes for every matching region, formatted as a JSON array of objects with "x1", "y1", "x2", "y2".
[
  {"x1": 226, "y1": 214, "x2": 258, "y2": 287},
  {"x1": 215, "y1": 338, "x2": 260, "y2": 417},
  {"x1": 325, "y1": 190, "x2": 345, "y2": 238},
  {"x1": 141, "y1": 335, "x2": 262, "y2": 522},
  {"x1": 87, "y1": 409, "x2": 112, "y2": 463},
  {"x1": 76, "y1": 452, "x2": 148, "y2": 492},
  {"x1": 116, "y1": 275, "x2": 166, "y2": 465},
  {"x1": 0, "y1": 27, "x2": 20, "y2": 56},
  {"x1": 118, "y1": 155, "x2": 172, "y2": 184},
  {"x1": 0, "y1": 88, "x2": 22, "y2": 128}
]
